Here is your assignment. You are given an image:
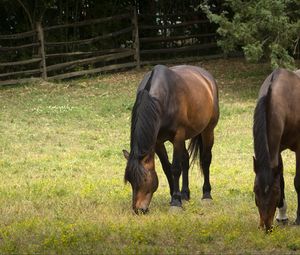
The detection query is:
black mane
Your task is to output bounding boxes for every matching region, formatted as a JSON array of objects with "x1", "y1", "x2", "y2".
[
  {"x1": 130, "y1": 90, "x2": 160, "y2": 158},
  {"x1": 253, "y1": 69, "x2": 279, "y2": 186},
  {"x1": 125, "y1": 72, "x2": 161, "y2": 187},
  {"x1": 253, "y1": 95, "x2": 271, "y2": 170}
]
